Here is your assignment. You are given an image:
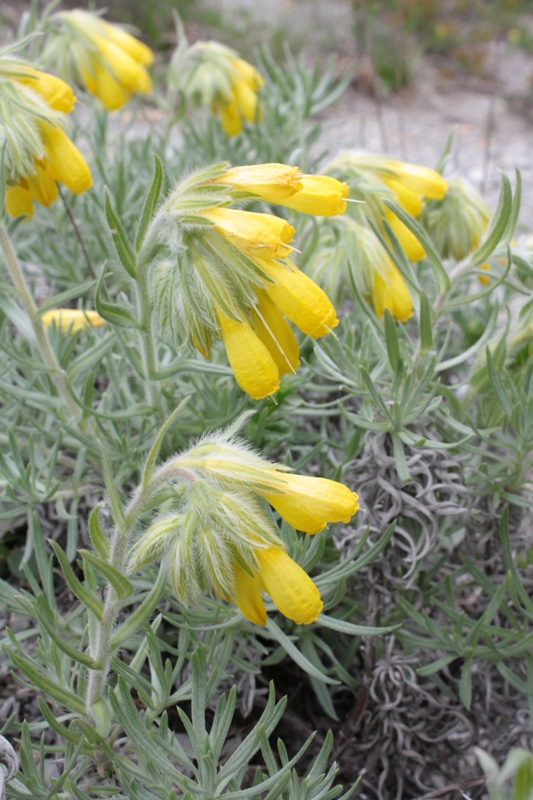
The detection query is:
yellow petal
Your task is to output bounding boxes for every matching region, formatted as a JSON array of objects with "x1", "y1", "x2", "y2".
[
  {"x1": 382, "y1": 177, "x2": 423, "y2": 217},
  {"x1": 263, "y1": 474, "x2": 359, "y2": 534},
  {"x1": 93, "y1": 34, "x2": 152, "y2": 94},
  {"x1": 26, "y1": 161, "x2": 58, "y2": 208},
  {"x1": 15, "y1": 68, "x2": 76, "y2": 113},
  {"x1": 220, "y1": 102, "x2": 242, "y2": 136},
  {"x1": 252, "y1": 292, "x2": 300, "y2": 377},
  {"x1": 41, "y1": 309, "x2": 105, "y2": 333},
  {"x1": 232, "y1": 78, "x2": 261, "y2": 123},
  {"x1": 217, "y1": 309, "x2": 280, "y2": 400},
  {"x1": 386, "y1": 160, "x2": 448, "y2": 199},
  {"x1": 82, "y1": 61, "x2": 131, "y2": 111},
  {"x1": 5, "y1": 184, "x2": 34, "y2": 218},
  {"x1": 372, "y1": 262, "x2": 413, "y2": 322},
  {"x1": 277, "y1": 175, "x2": 349, "y2": 216},
  {"x1": 257, "y1": 258, "x2": 338, "y2": 338},
  {"x1": 203, "y1": 207, "x2": 295, "y2": 259},
  {"x1": 211, "y1": 164, "x2": 303, "y2": 200},
  {"x1": 386, "y1": 209, "x2": 425, "y2": 262},
  {"x1": 230, "y1": 56, "x2": 264, "y2": 89},
  {"x1": 232, "y1": 562, "x2": 267, "y2": 625},
  {"x1": 99, "y1": 20, "x2": 154, "y2": 66},
  {"x1": 39, "y1": 122, "x2": 93, "y2": 195},
  {"x1": 256, "y1": 547, "x2": 323, "y2": 624}
]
